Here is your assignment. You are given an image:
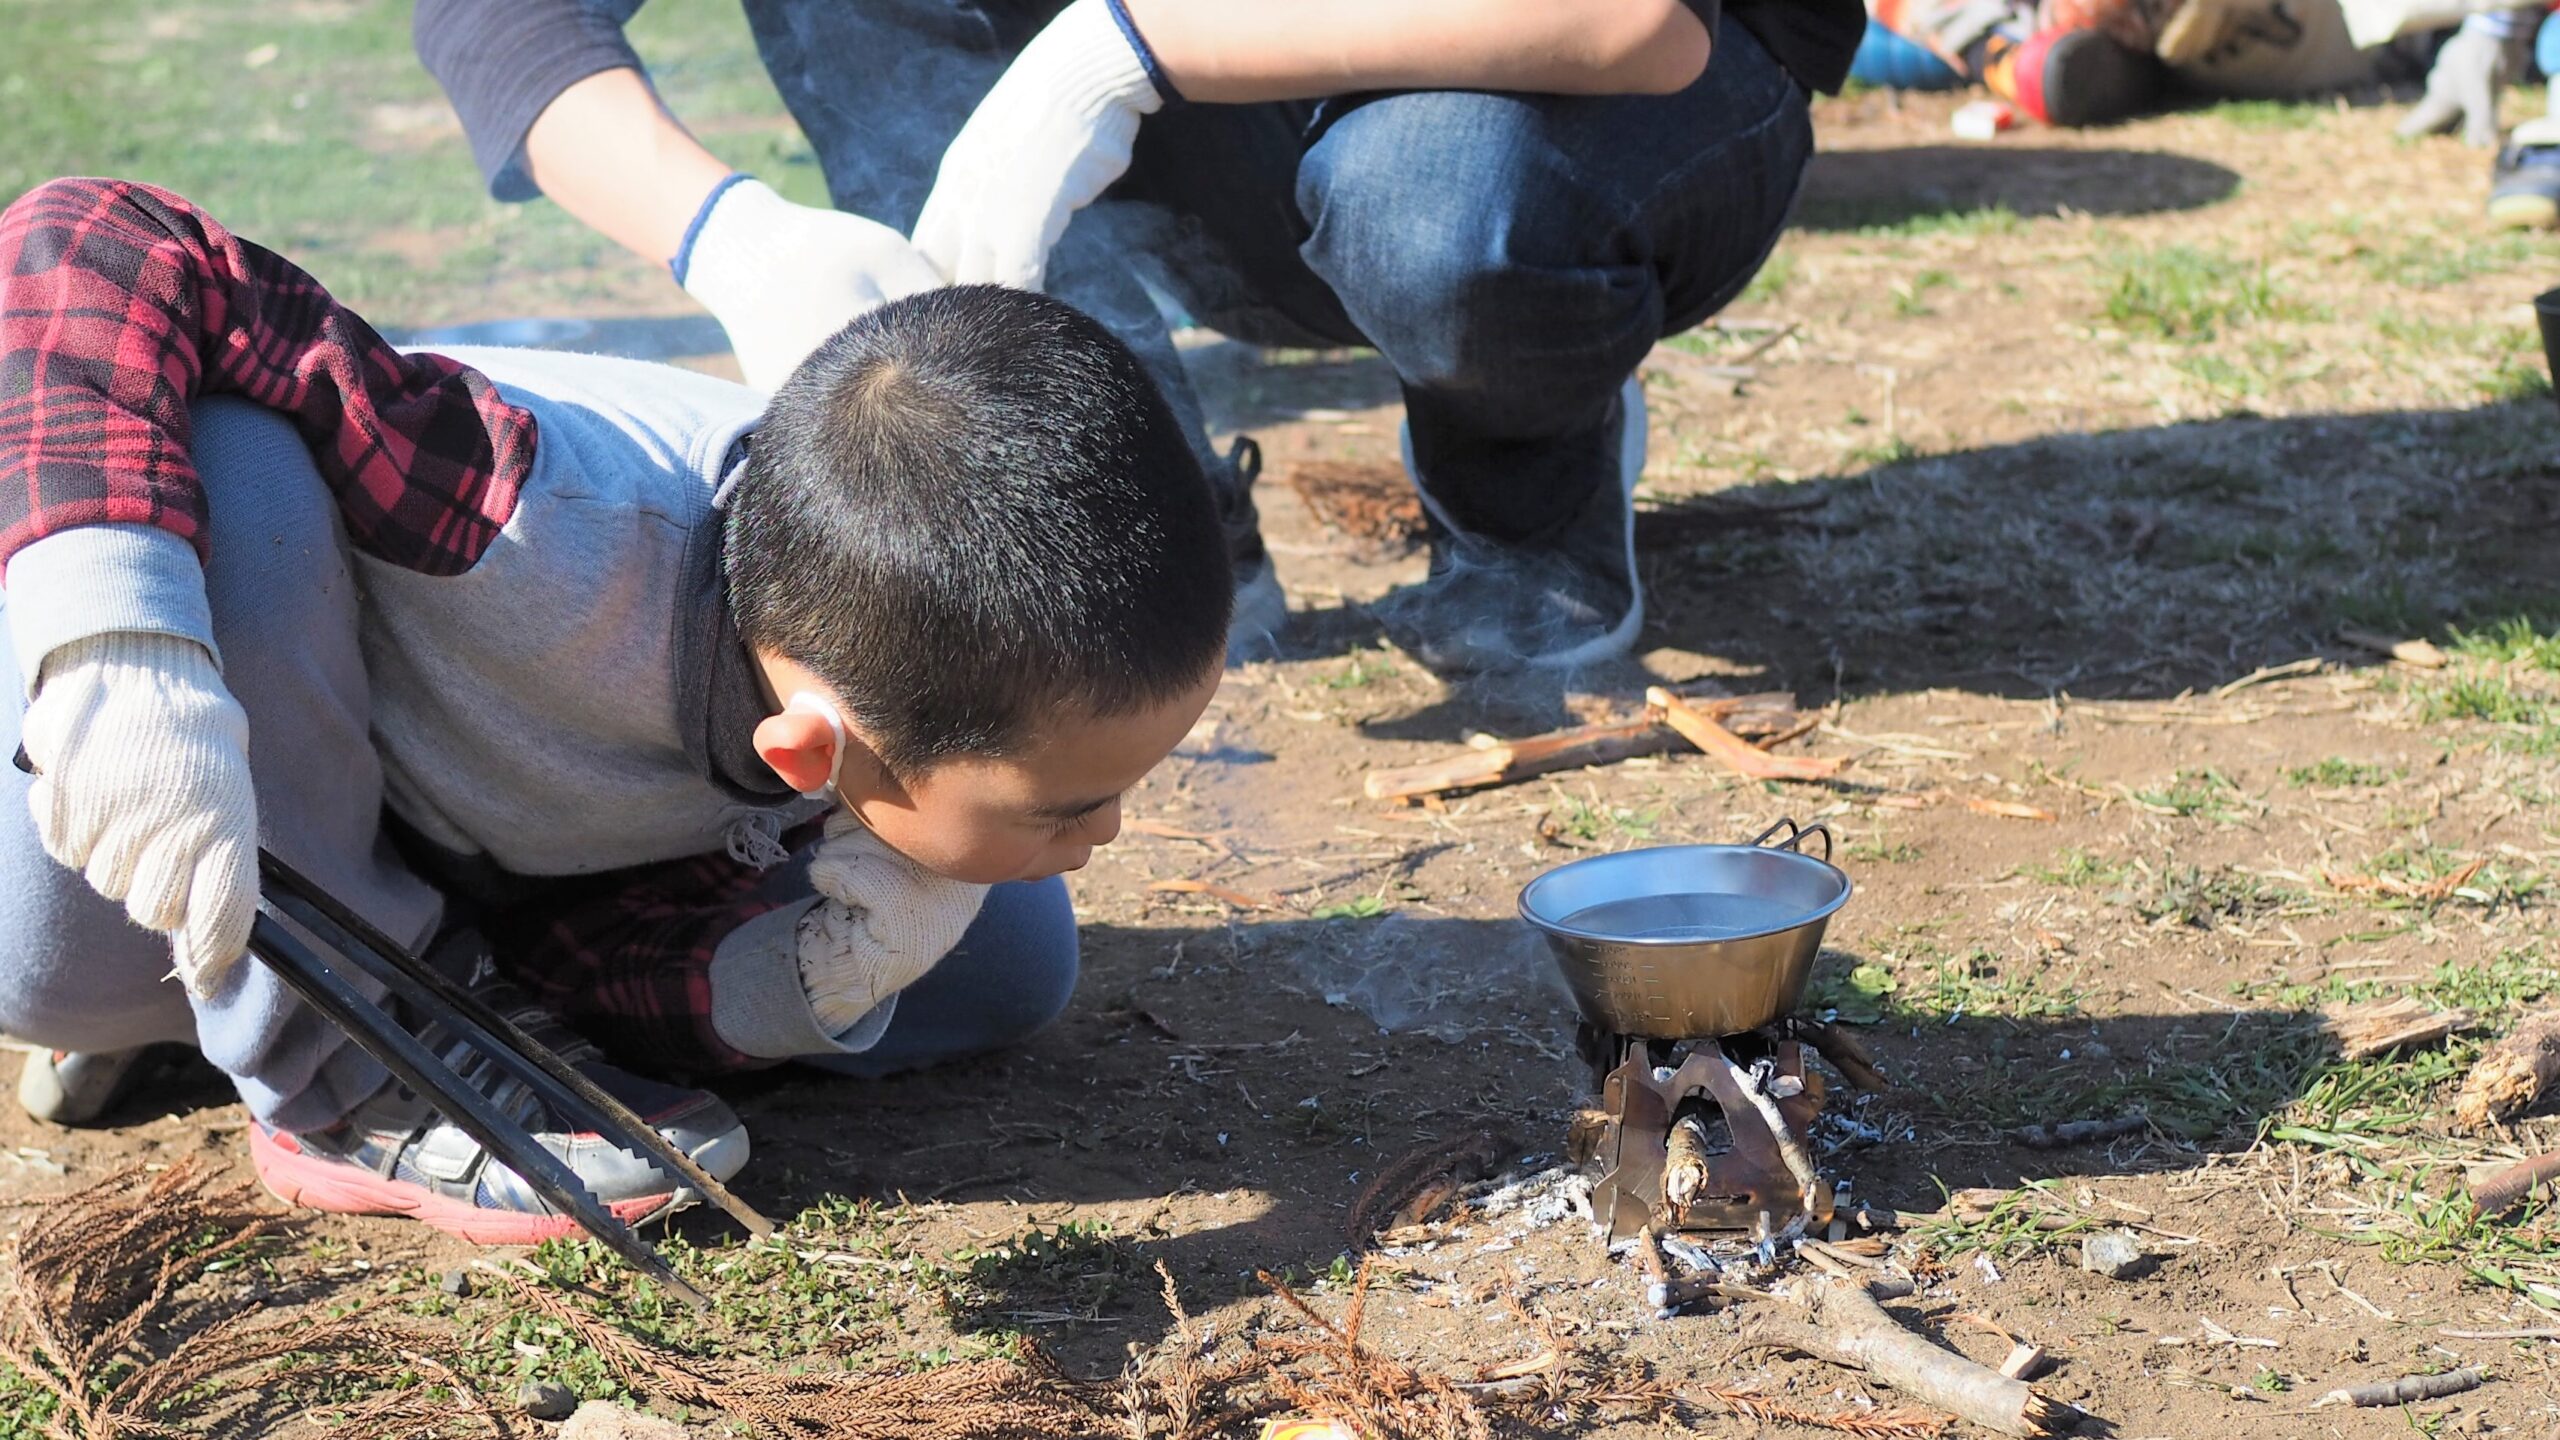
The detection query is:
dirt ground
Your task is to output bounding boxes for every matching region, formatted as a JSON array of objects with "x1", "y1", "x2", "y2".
[{"x1": 7, "y1": 88, "x2": 2560, "y2": 1439}]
